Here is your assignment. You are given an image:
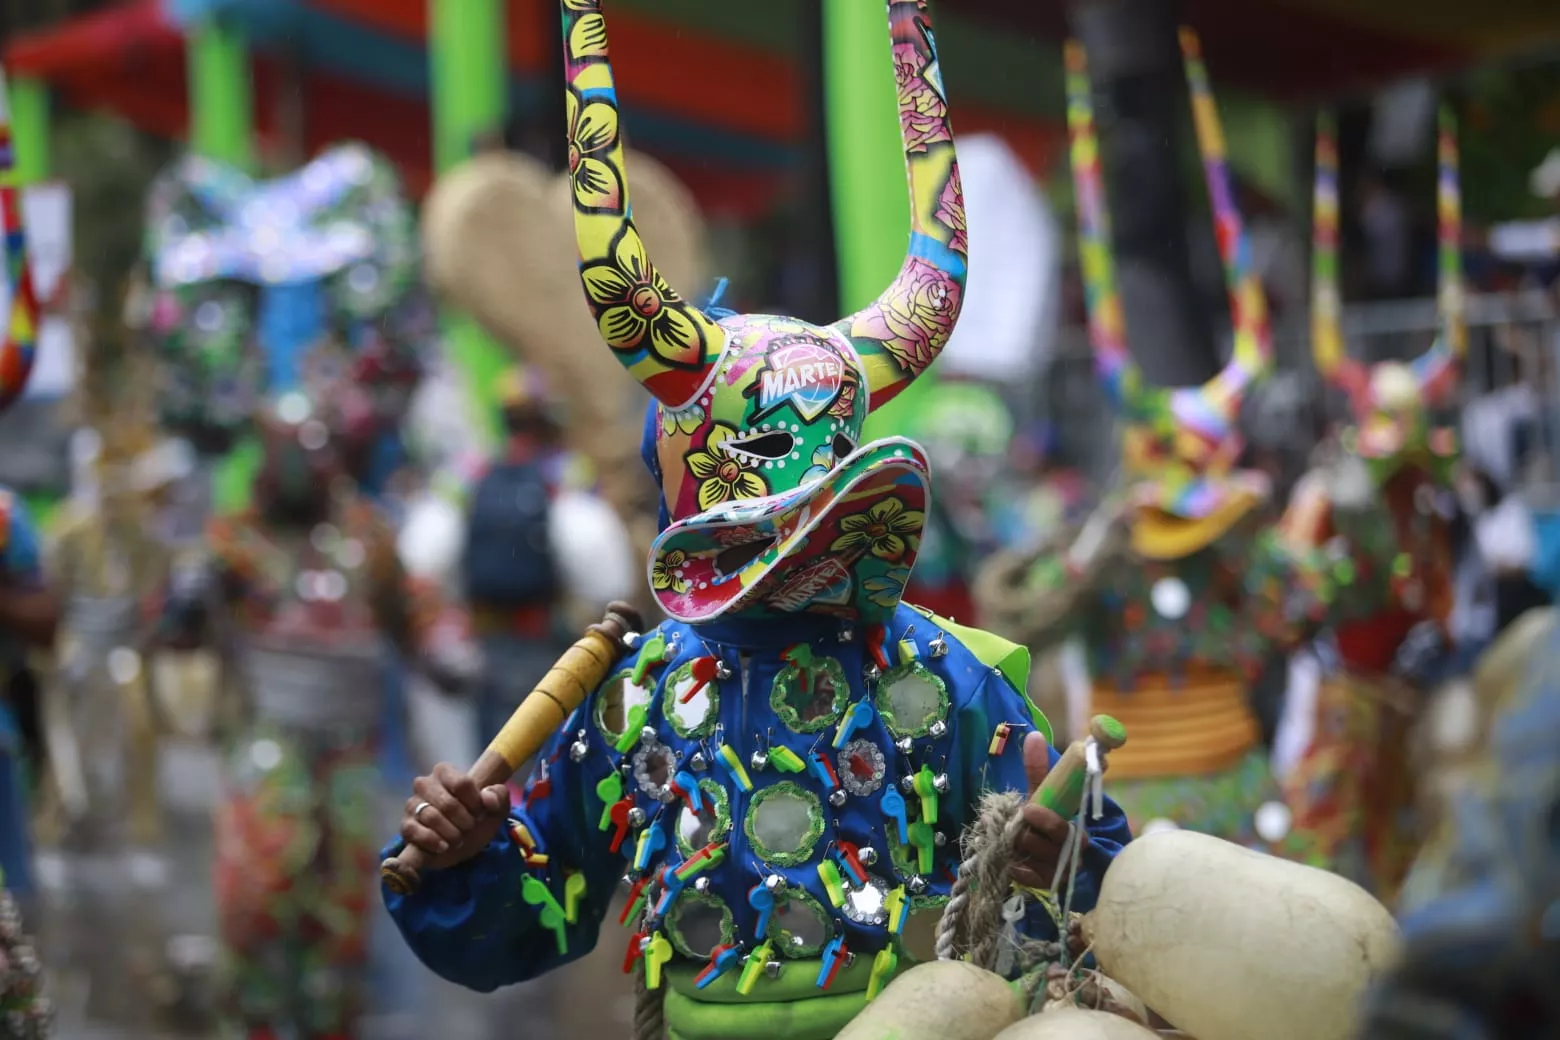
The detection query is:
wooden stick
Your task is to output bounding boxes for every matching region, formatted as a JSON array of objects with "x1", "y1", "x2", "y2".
[
  {"x1": 1031, "y1": 714, "x2": 1127, "y2": 820},
  {"x1": 381, "y1": 601, "x2": 644, "y2": 895}
]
